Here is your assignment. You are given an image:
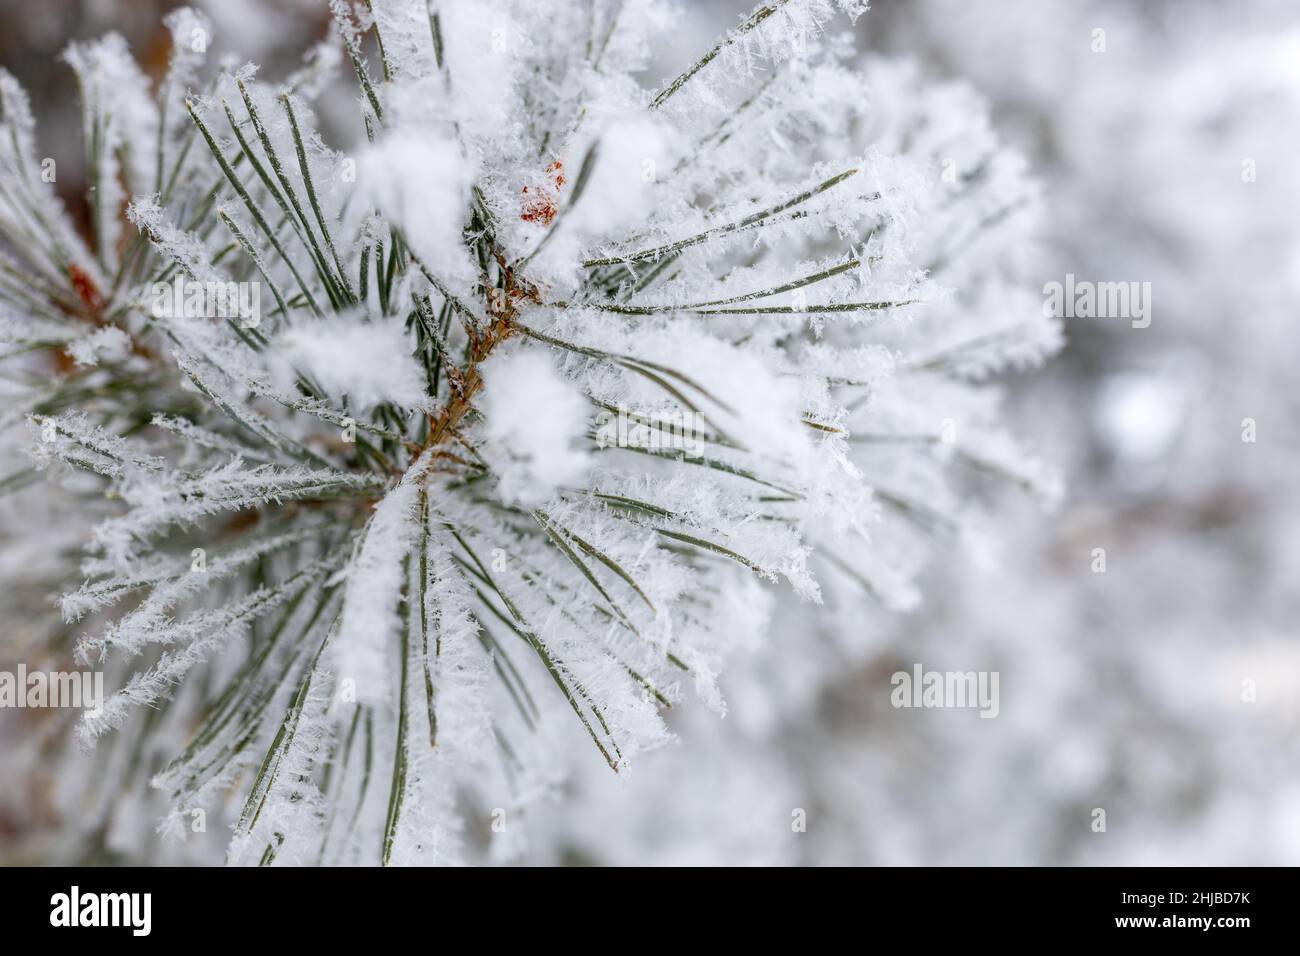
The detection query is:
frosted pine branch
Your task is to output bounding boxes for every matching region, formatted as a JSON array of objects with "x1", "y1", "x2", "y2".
[{"x1": 0, "y1": 0, "x2": 1057, "y2": 864}]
